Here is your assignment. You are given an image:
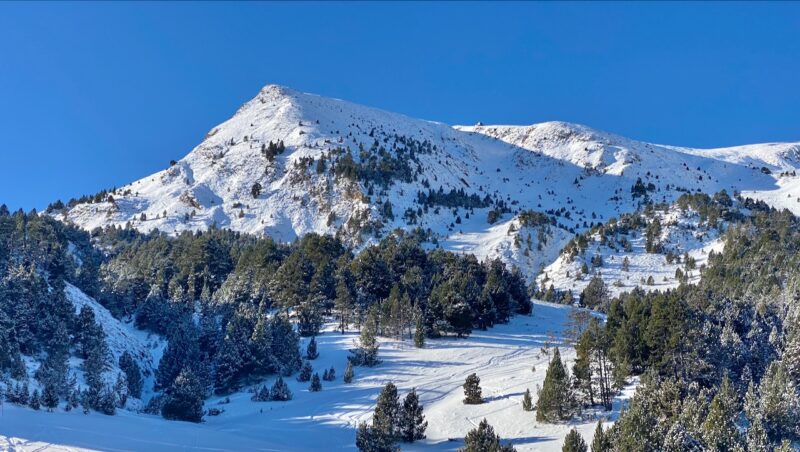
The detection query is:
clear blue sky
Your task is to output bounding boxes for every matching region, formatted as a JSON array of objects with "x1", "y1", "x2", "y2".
[{"x1": 2, "y1": 2, "x2": 799, "y2": 211}]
